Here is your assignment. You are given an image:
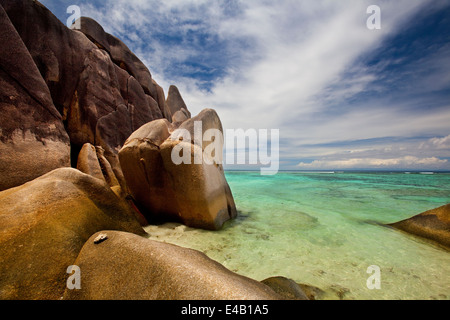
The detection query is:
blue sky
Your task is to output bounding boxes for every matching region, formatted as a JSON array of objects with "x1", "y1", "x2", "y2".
[{"x1": 42, "y1": 0, "x2": 450, "y2": 170}]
